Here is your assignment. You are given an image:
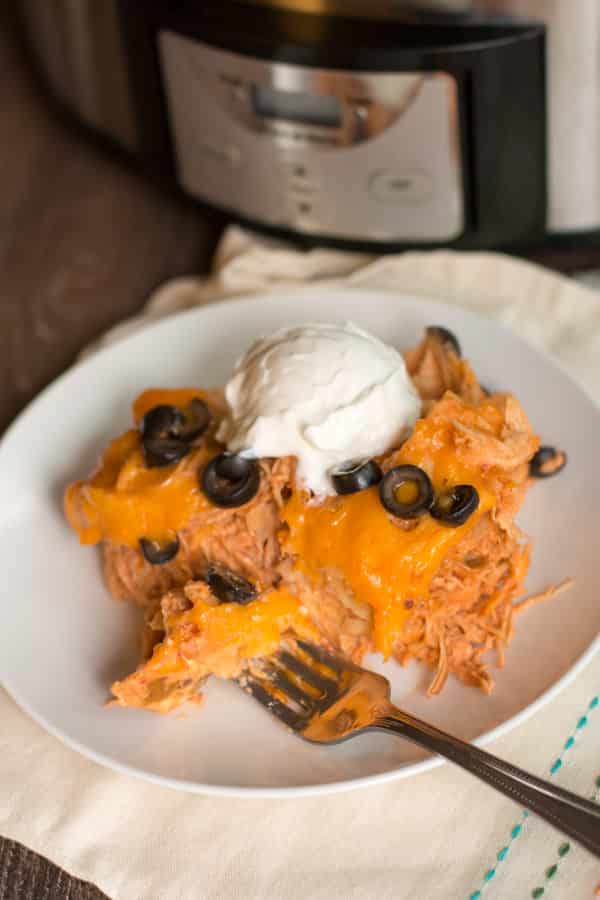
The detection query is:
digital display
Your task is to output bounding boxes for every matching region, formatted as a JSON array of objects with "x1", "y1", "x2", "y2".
[{"x1": 252, "y1": 85, "x2": 342, "y2": 128}]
